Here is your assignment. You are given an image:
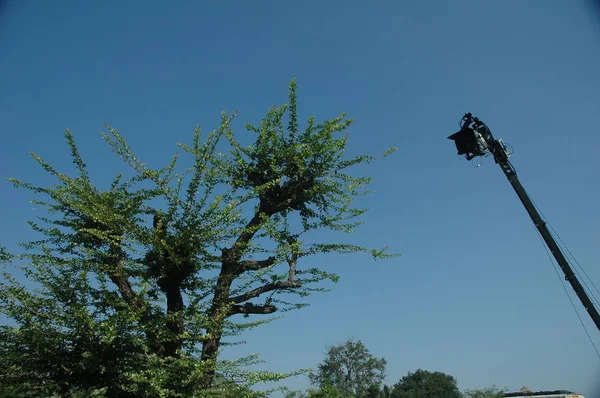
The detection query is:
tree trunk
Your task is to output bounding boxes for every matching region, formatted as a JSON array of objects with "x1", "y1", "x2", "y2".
[
  {"x1": 200, "y1": 212, "x2": 269, "y2": 388},
  {"x1": 200, "y1": 263, "x2": 236, "y2": 388},
  {"x1": 163, "y1": 286, "x2": 185, "y2": 357}
]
